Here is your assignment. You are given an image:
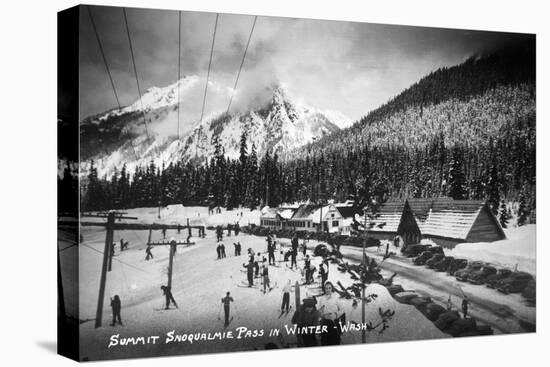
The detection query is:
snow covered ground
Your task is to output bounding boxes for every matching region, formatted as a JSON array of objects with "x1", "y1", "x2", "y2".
[
  {"x1": 69, "y1": 206, "x2": 444, "y2": 361},
  {"x1": 59, "y1": 206, "x2": 535, "y2": 361},
  {"x1": 445, "y1": 225, "x2": 536, "y2": 274},
  {"x1": 83, "y1": 204, "x2": 262, "y2": 227}
]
